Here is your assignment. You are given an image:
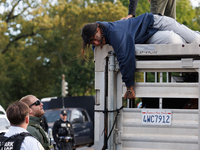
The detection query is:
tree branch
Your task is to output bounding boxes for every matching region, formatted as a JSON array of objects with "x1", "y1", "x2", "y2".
[
  {"x1": 6, "y1": 0, "x2": 22, "y2": 23},
  {"x1": 2, "y1": 32, "x2": 35, "y2": 54},
  {"x1": 84, "y1": 81, "x2": 94, "y2": 96},
  {"x1": 6, "y1": 6, "x2": 30, "y2": 22},
  {"x1": 57, "y1": 52, "x2": 64, "y2": 66},
  {"x1": 2, "y1": 27, "x2": 55, "y2": 54}
]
